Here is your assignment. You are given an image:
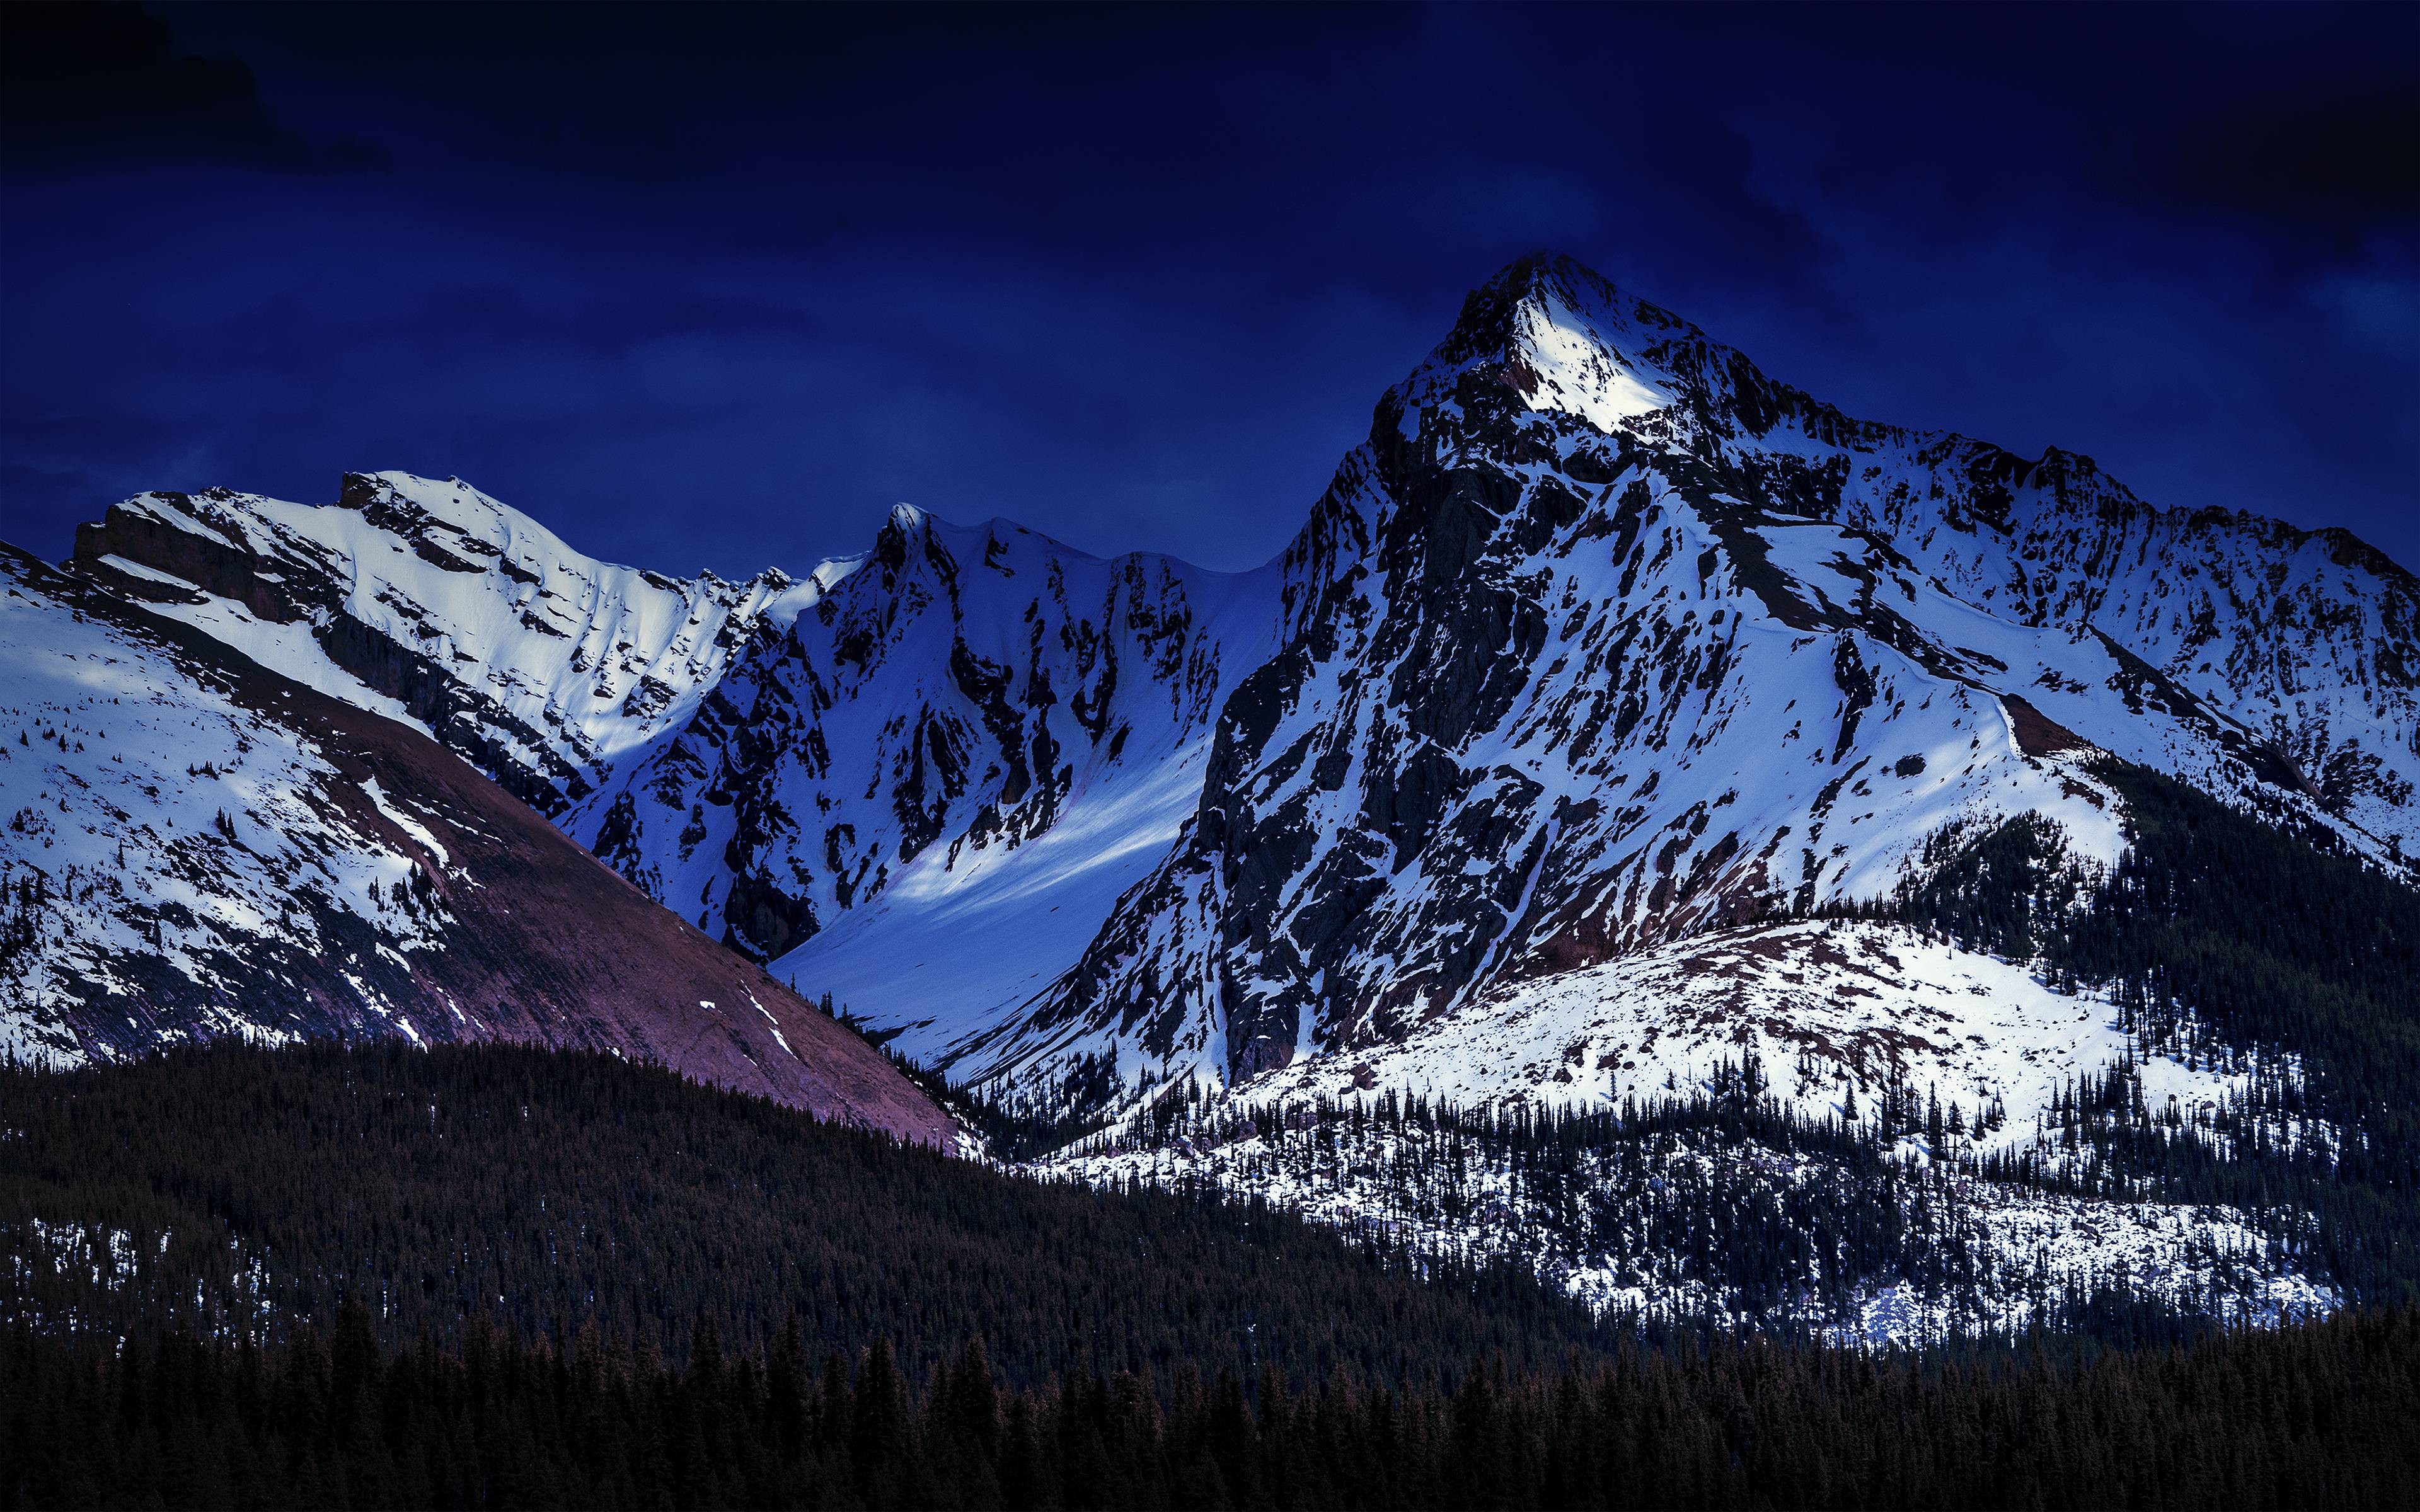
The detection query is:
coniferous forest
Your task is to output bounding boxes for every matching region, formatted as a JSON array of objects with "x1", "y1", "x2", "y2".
[
  {"x1": 1887, "y1": 759, "x2": 2420, "y2": 1304},
  {"x1": 0, "y1": 1042, "x2": 1596, "y2": 1386},
  {"x1": 5, "y1": 1033, "x2": 2419, "y2": 1508},
  {"x1": 4, "y1": 1303, "x2": 2416, "y2": 1510}
]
